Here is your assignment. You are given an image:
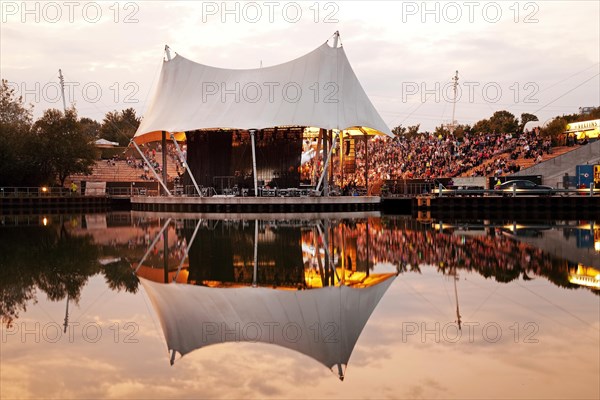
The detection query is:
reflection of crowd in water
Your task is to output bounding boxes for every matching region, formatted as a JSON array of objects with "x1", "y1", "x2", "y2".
[
  {"x1": 128, "y1": 218, "x2": 577, "y2": 287},
  {"x1": 301, "y1": 219, "x2": 568, "y2": 284},
  {"x1": 355, "y1": 220, "x2": 557, "y2": 280}
]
